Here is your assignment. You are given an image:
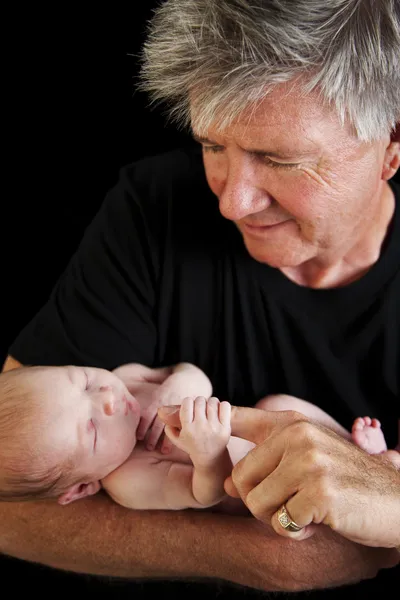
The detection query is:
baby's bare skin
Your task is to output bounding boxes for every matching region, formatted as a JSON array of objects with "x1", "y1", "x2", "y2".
[
  {"x1": 352, "y1": 417, "x2": 387, "y2": 454},
  {"x1": 352, "y1": 417, "x2": 400, "y2": 468}
]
